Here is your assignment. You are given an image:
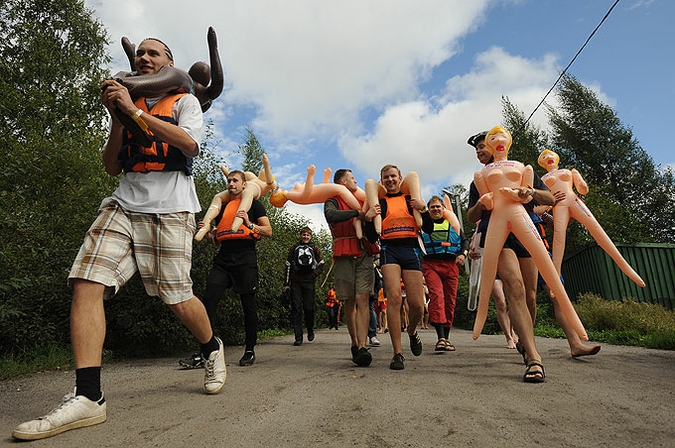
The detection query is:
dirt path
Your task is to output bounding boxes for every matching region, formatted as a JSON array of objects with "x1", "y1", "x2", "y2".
[{"x1": 2, "y1": 328, "x2": 674, "y2": 447}]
